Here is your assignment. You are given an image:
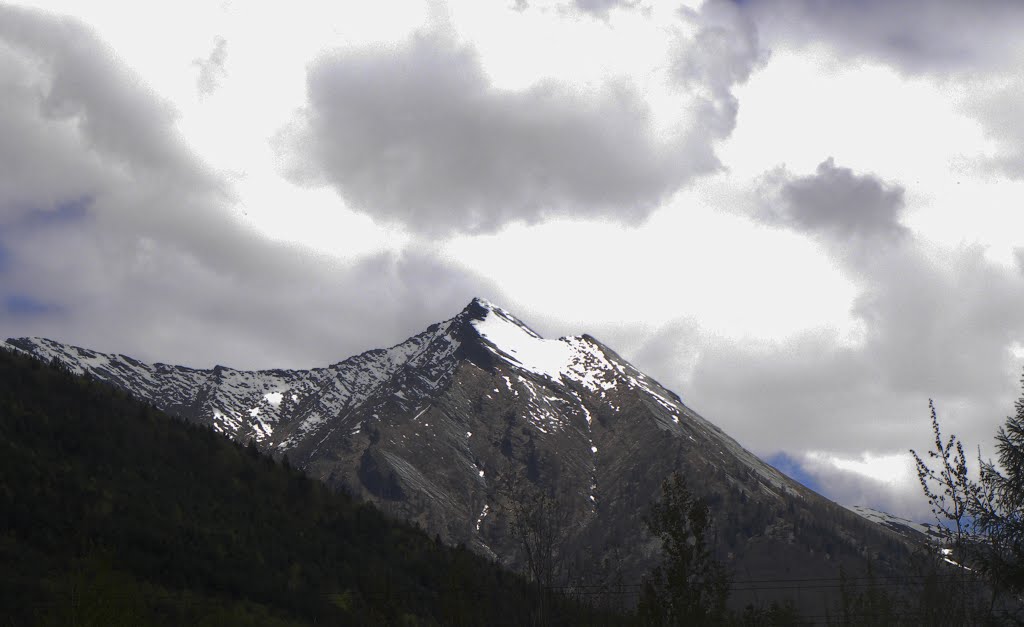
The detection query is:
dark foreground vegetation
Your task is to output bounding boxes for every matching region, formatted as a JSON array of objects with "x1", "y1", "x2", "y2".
[
  {"x1": 633, "y1": 472, "x2": 1024, "y2": 626},
  {"x1": 0, "y1": 349, "x2": 623, "y2": 626},
  {"x1": 629, "y1": 369, "x2": 1024, "y2": 626}
]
